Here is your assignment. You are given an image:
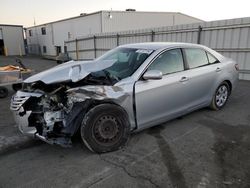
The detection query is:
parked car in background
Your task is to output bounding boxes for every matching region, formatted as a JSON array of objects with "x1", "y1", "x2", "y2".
[
  {"x1": 56, "y1": 53, "x2": 71, "y2": 64},
  {"x1": 10, "y1": 42, "x2": 239, "y2": 153}
]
